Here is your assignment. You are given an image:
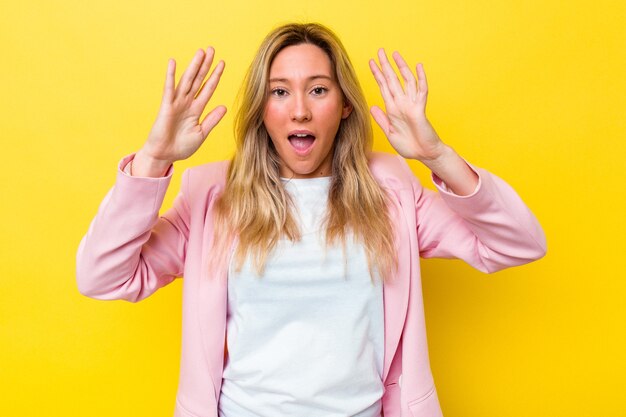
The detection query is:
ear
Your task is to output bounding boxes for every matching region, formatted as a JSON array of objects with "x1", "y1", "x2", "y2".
[{"x1": 341, "y1": 99, "x2": 353, "y2": 119}]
